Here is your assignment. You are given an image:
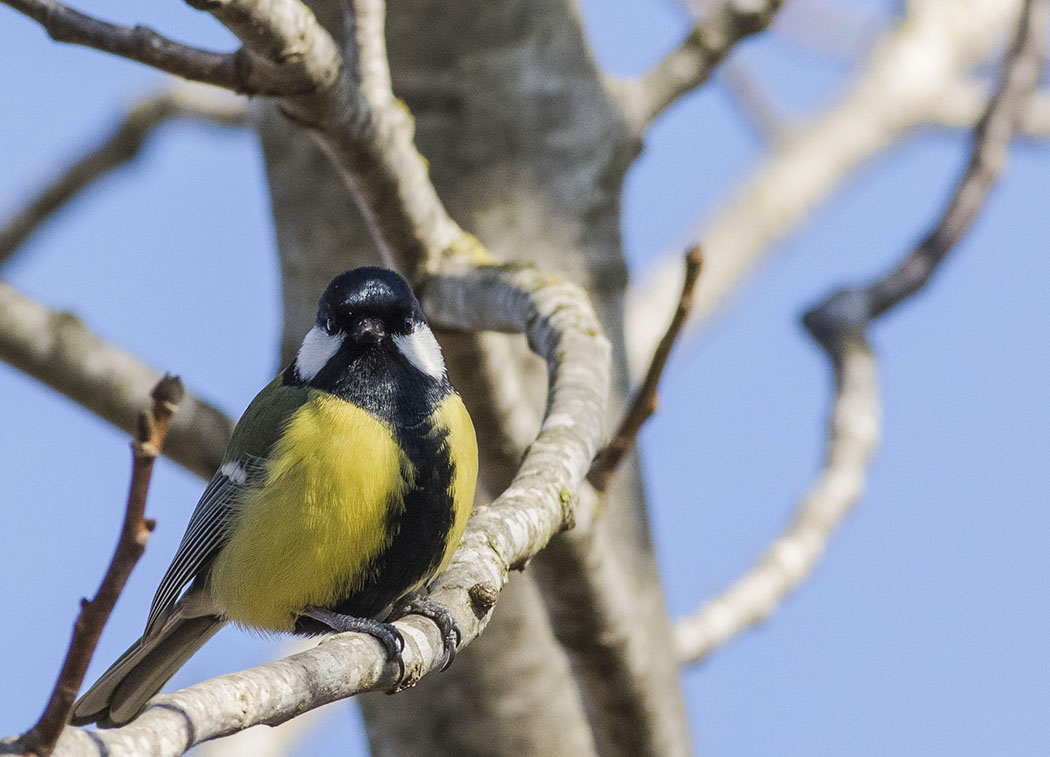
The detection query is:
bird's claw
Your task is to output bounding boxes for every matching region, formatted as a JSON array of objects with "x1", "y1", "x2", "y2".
[
  {"x1": 397, "y1": 596, "x2": 460, "y2": 671},
  {"x1": 304, "y1": 607, "x2": 406, "y2": 680}
]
